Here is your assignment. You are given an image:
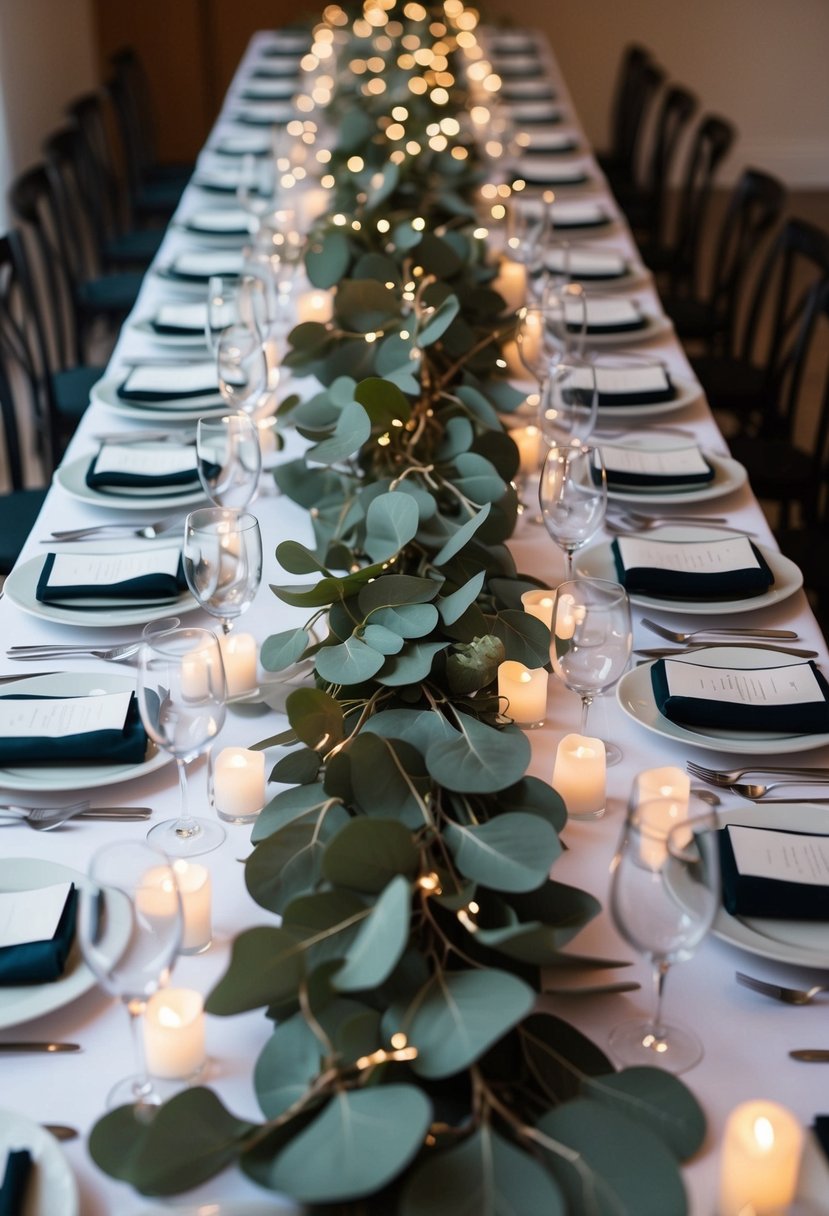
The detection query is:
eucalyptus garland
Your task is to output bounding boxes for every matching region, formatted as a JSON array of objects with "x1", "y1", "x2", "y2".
[{"x1": 90, "y1": 6, "x2": 705, "y2": 1212}]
